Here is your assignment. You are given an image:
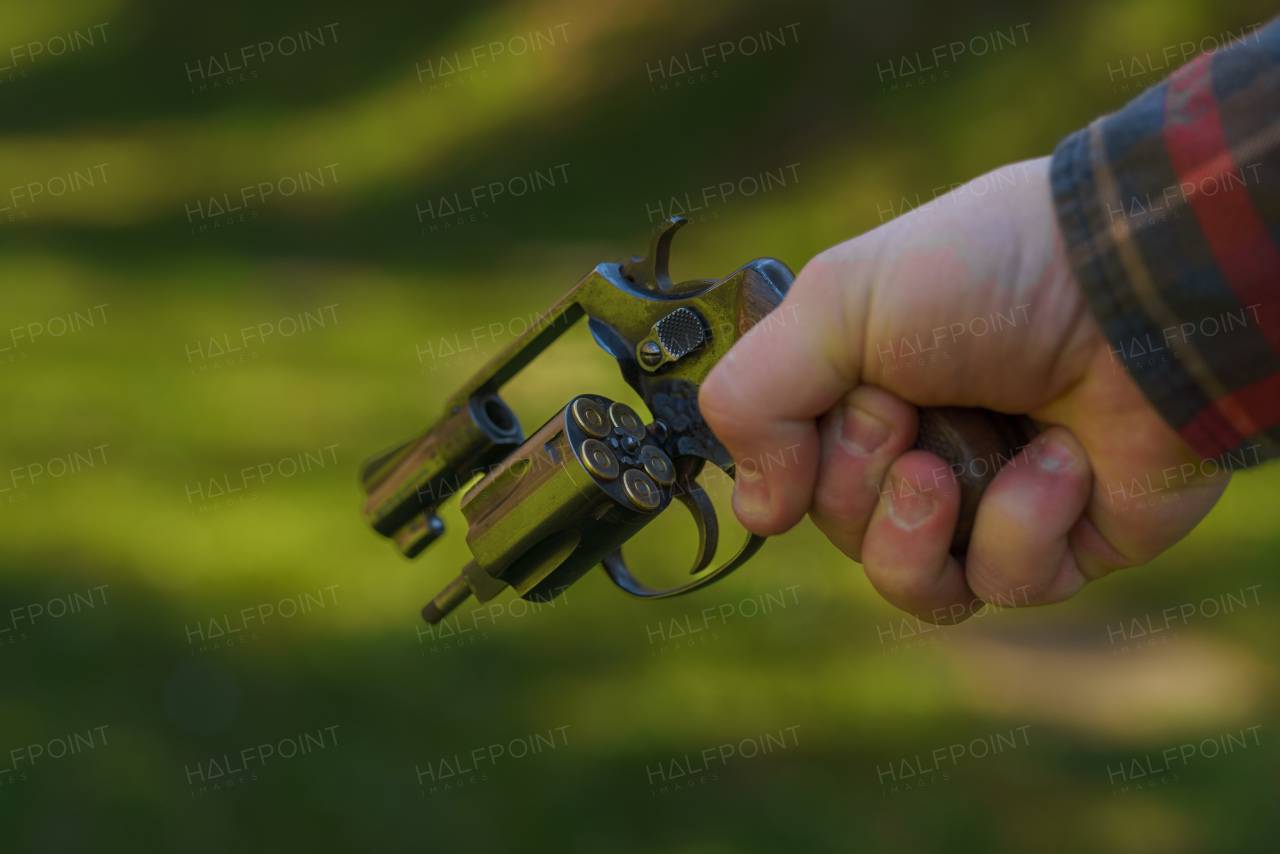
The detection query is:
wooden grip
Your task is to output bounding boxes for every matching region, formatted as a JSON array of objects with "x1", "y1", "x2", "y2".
[
  {"x1": 913, "y1": 407, "x2": 1039, "y2": 556},
  {"x1": 734, "y1": 263, "x2": 792, "y2": 336}
]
